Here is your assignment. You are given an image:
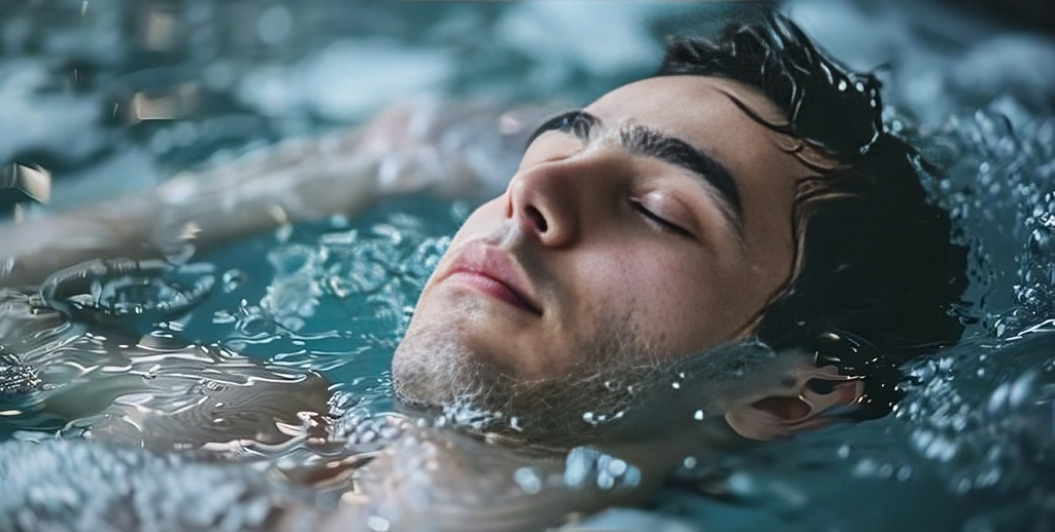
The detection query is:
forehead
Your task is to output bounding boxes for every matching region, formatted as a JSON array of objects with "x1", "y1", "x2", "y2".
[
  {"x1": 585, "y1": 75, "x2": 805, "y2": 292},
  {"x1": 585, "y1": 76, "x2": 785, "y2": 145},
  {"x1": 583, "y1": 76, "x2": 805, "y2": 225}
]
